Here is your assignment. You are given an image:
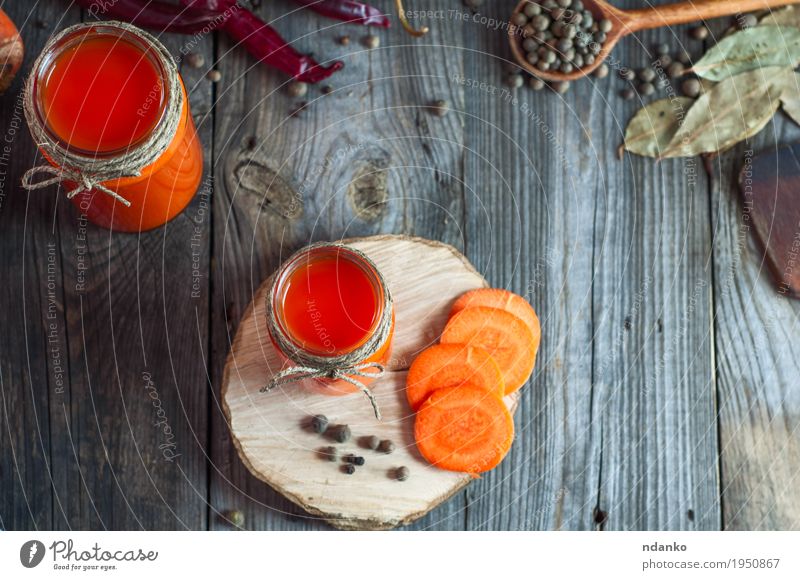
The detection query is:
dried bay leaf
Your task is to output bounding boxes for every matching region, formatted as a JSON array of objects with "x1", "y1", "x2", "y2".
[
  {"x1": 661, "y1": 67, "x2": 791, "y2": 158},
  {"x1": 760, "y1": 5, "x2": 800, "y2": 27},
  {"x1": 623, "y1": 97, "x2": 695, "y2": 158},
  {"x1": 691, "y1": 26, "x2": 800, "y2": 81},
  {"x1": 779, "y1": 72, "x2": 800, "y2": 125}
]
